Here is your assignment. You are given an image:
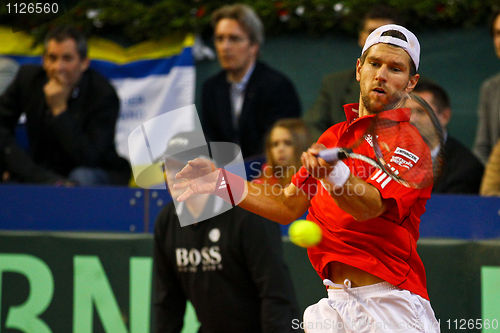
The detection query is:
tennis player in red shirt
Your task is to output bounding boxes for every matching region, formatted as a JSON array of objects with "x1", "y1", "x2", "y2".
[{"x1": 175, "y1": 24, "x2": 440, "y2": 332}]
